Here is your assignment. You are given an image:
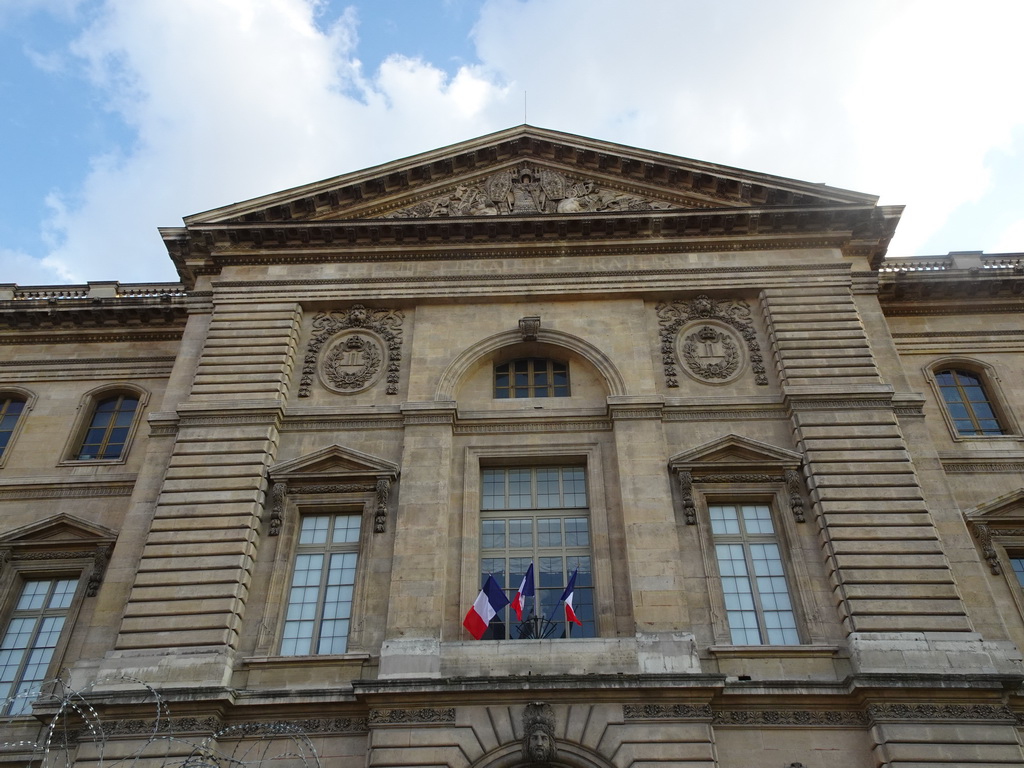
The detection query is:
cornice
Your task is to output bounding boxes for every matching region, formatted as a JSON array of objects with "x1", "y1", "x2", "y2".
[
  {"x1": 167, "y1": 204, "x2": 892, "y2": 279},
  {"x1": 182, "y1": 126, "x2": 878, "y2": 227},
  {"x1": 0, "y1": 329, "x2": 185, "y2": 346}
]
